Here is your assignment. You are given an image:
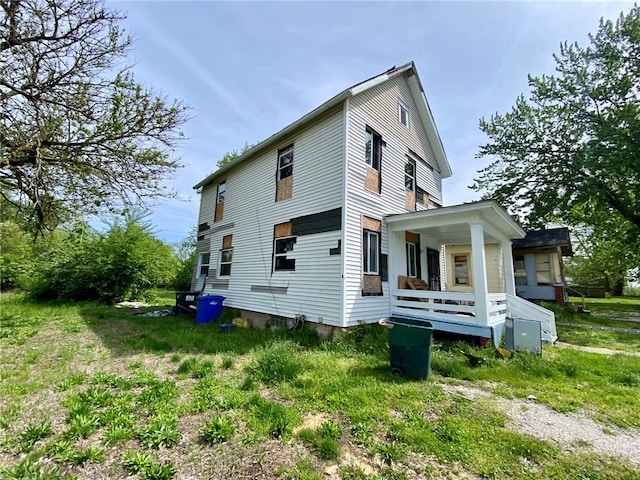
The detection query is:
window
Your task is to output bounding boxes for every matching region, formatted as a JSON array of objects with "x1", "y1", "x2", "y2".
[
  {"x1": 217, "y1": 181, "x2": 226, "y2": 204},
  {"x1": 364, "y1": 128, "x2": 382, "y2": 171},
  {"x1": 514, "y1": 254, "x2": 527, "y2": 286},
  {"x1": 454, "y1": 254, "x2": 469, "y2": 285},
  {"x1": 398, "y1": 100, "x2": 410, "y2": 128},
  {"x1": 218, "y1": 248, "x2": 233, "y2": 277},
  {"x1": 274, "y1": 237, "x2": 296, "y2": 271},
  {"x1": 405, "y1": 159, "x2": 415, "y2": 192},
  {"x1": 197, "y1": 253, "x2": 210, "y2": 277},
  {"x1": 277, "y1": 145, "x2": 293, "y2": 181},
  {"x1": 406, "y1": 242, "x2": 417, "y2": 278},
  {"x1": 363, "y1": 230, "x2": 380, "y2": 274},
  {"x1": 535, "y1": 253, "x2": 552, "y2": 285}
]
